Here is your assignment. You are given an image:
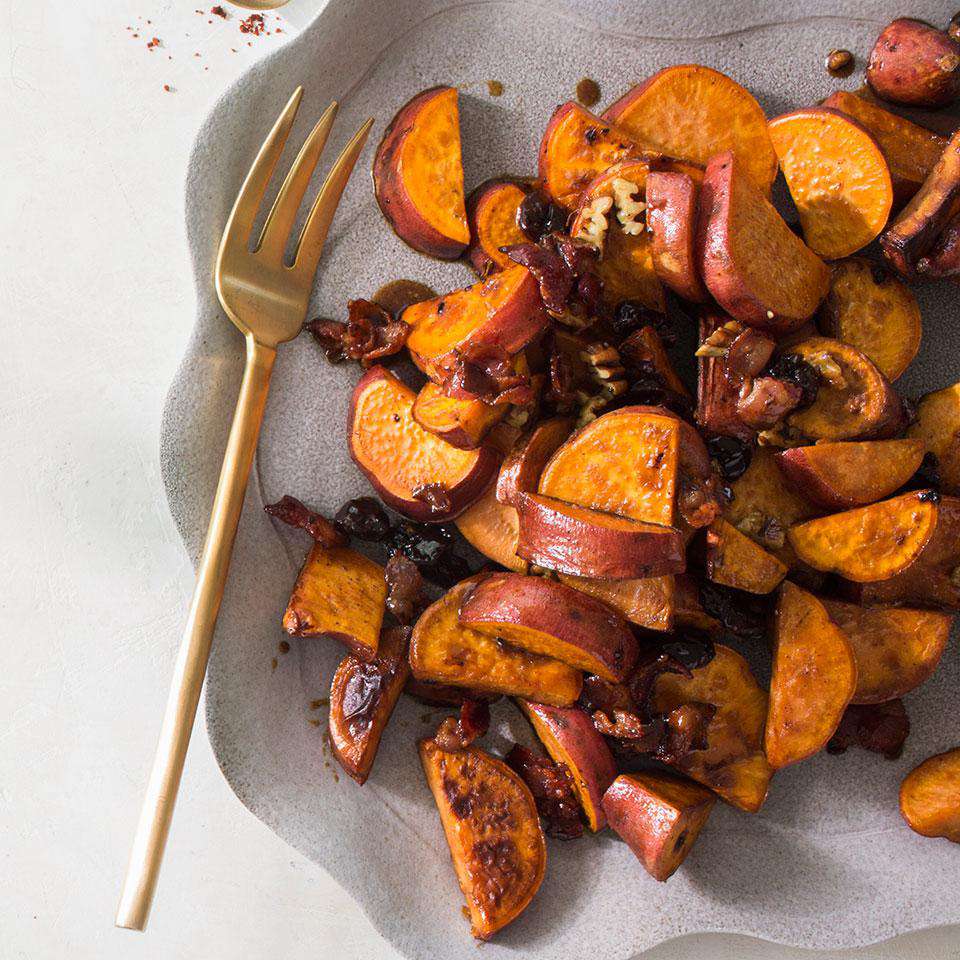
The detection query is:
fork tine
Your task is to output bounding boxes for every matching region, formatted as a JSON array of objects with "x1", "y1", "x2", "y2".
[
  {"x1": 291, "y1": 117, "x2": 374, "y2": 281},
  {"x1": 255, "y1": 101, "x2": 339, "y2": 258},
  {"x1": 219, "y1": 86, "x2": 303, "y2": 250}
]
